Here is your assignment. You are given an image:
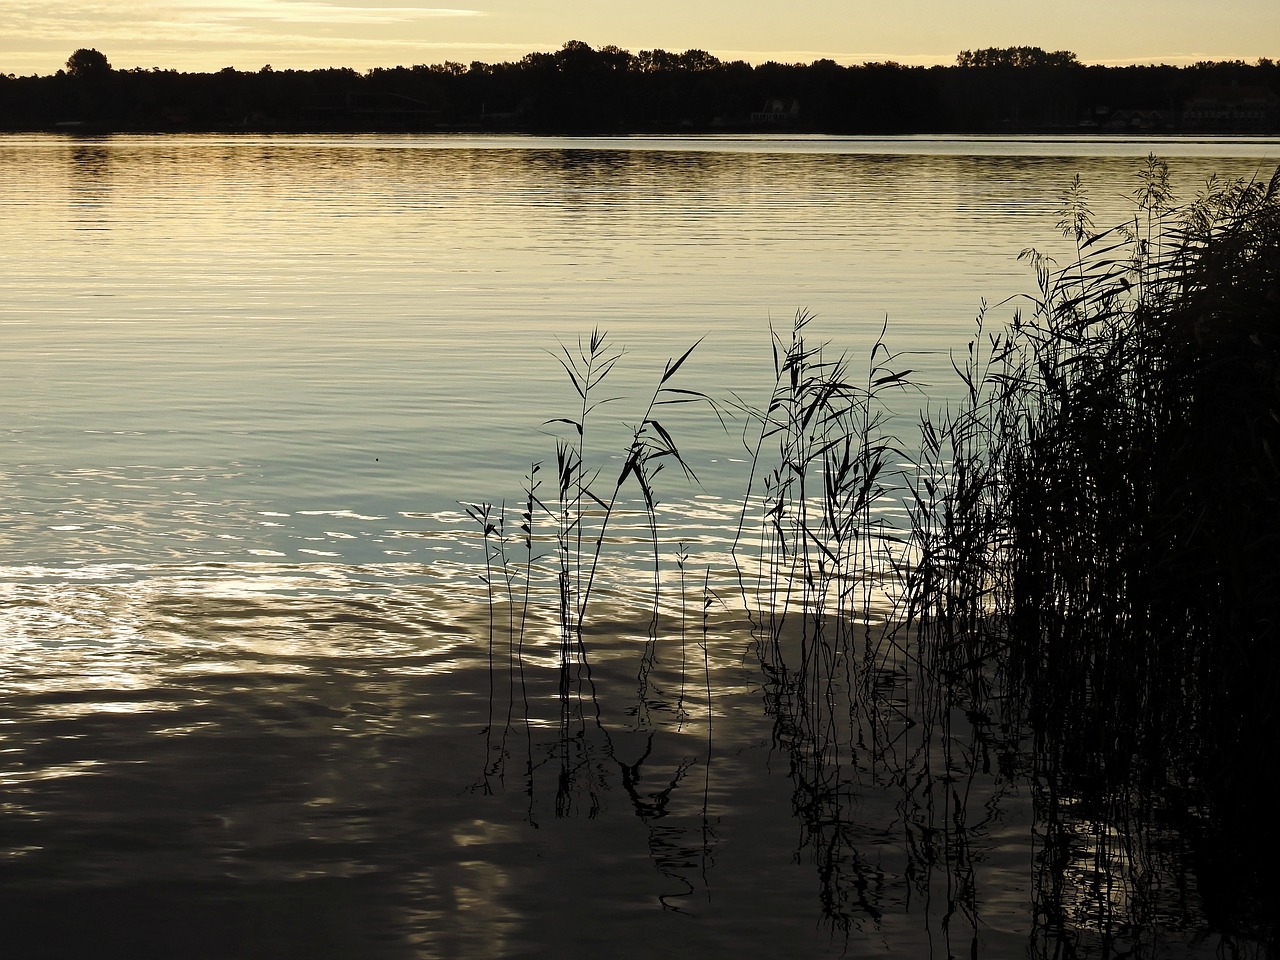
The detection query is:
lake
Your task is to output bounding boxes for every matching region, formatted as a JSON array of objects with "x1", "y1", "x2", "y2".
[{"x1": 3, "y1": 133, "x2": 1278, "y2": 958}]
